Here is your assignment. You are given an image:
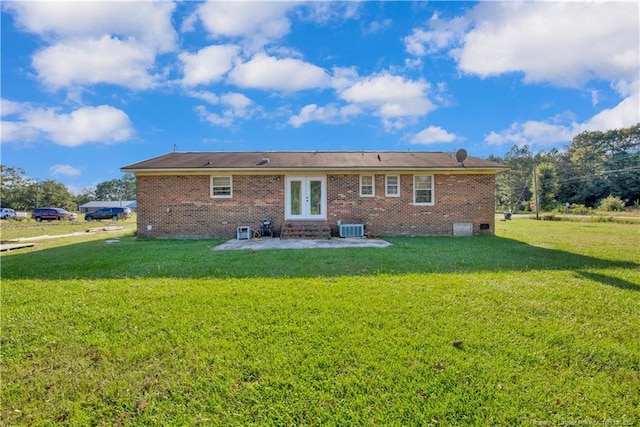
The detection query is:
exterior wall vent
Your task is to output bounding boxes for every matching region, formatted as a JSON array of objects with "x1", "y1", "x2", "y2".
[{"x1": 339, "y1": 223, "x2": 364, "y2": 238}]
